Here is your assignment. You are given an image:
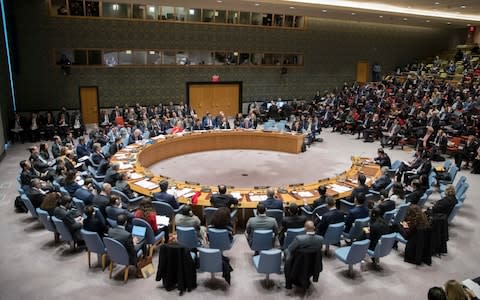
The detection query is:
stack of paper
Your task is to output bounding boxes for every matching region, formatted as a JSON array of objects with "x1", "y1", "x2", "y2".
[
  {"x1": 175, "y1": 188, "x2": 193, "y2": 198},
  {"x1": 118, "y1": 162, "x2": 133, "y2": 170},
  {"x1": 231, "y1": 192, "x2": 242, "y2": 200},
  {"x1": 250, "y1": 195, "x2": 268, "y2": 202},
  {"x1": 297, "y1": 191, "x2": 314, "y2": 198},
  {"x1": 329, "y1": 184, "x2": 352, "y2": 193},
  {"x1": 129, "y1": 173, "x2": 144, "y2": 180},
  {"x1": 134, "y1": 180, "x2": 158, "y2": 190}
]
